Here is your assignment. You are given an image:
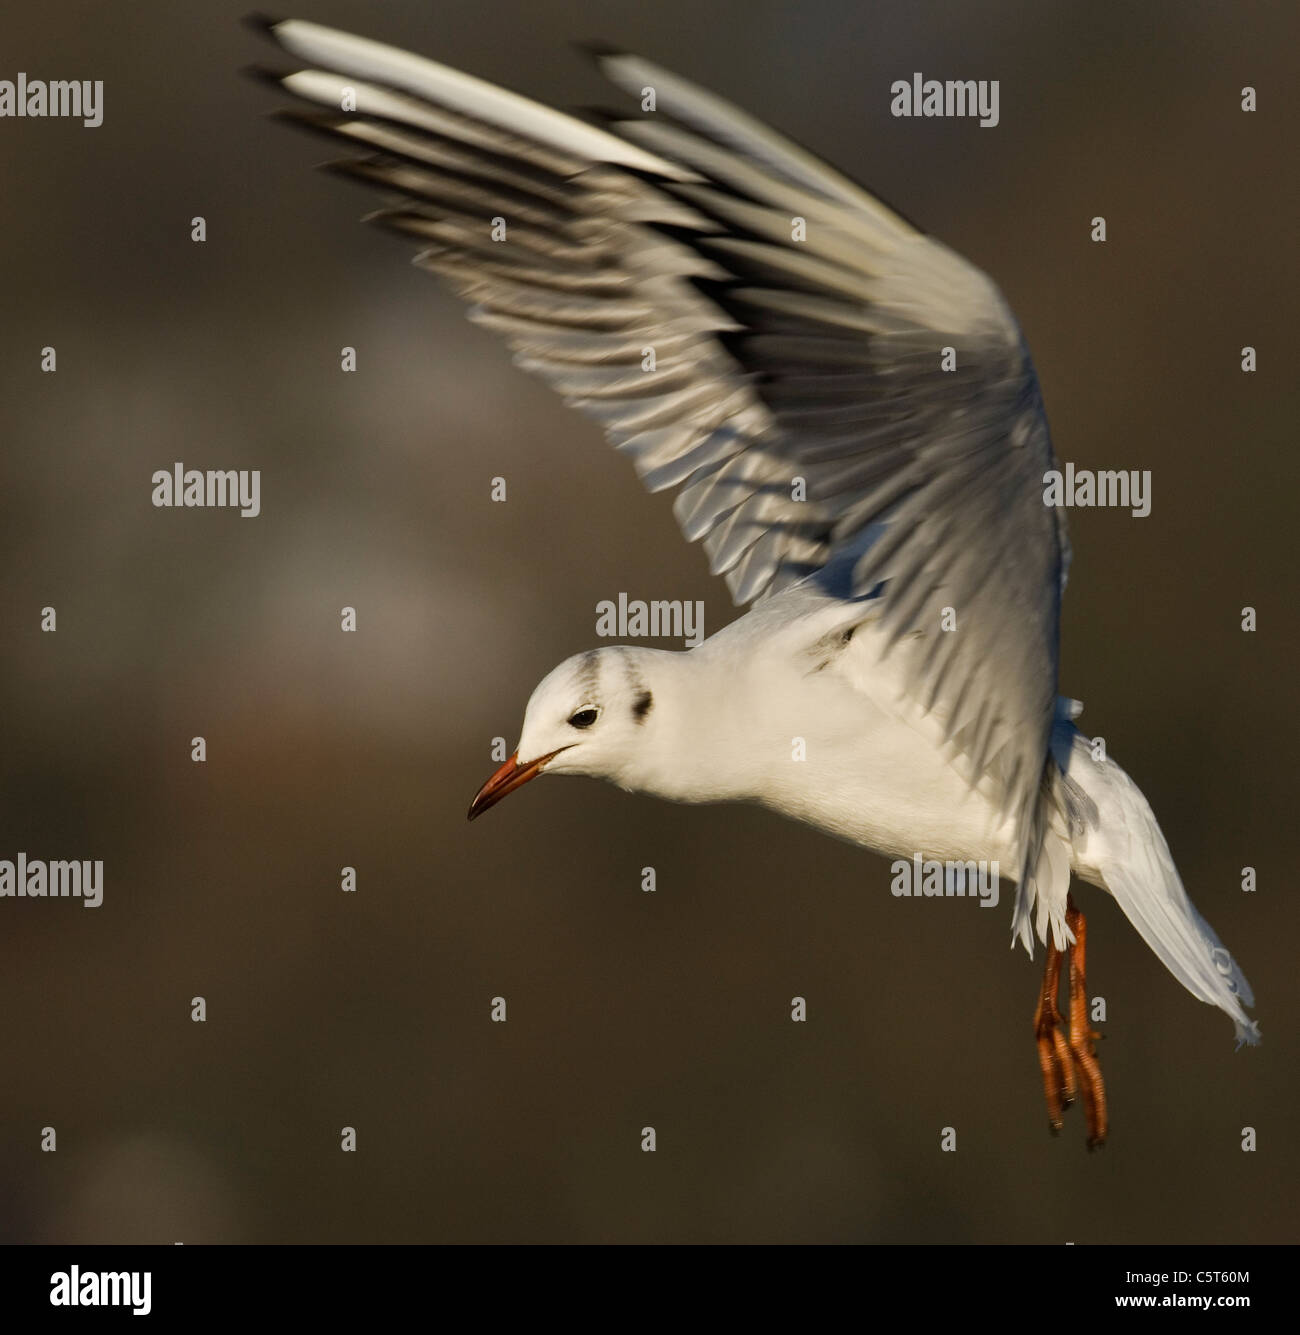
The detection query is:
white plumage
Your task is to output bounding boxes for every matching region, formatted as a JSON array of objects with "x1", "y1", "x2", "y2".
[{"x1": 253, "y1": 19, "x2": 1259, "y2": 1070}]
